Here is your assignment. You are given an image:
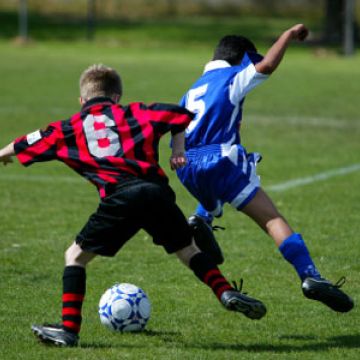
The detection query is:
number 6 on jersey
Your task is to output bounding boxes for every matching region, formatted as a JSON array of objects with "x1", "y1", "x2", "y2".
[{"x1": 83, "y1": 114, "x2": 121, "y2": 158}]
